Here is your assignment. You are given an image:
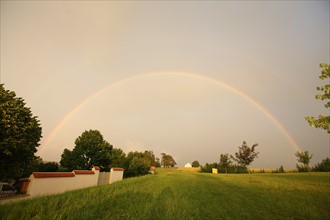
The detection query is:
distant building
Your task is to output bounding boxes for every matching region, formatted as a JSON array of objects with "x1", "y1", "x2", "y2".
[{"x1": 184, "y1": 163, "x2": 192, "y2": 168}]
